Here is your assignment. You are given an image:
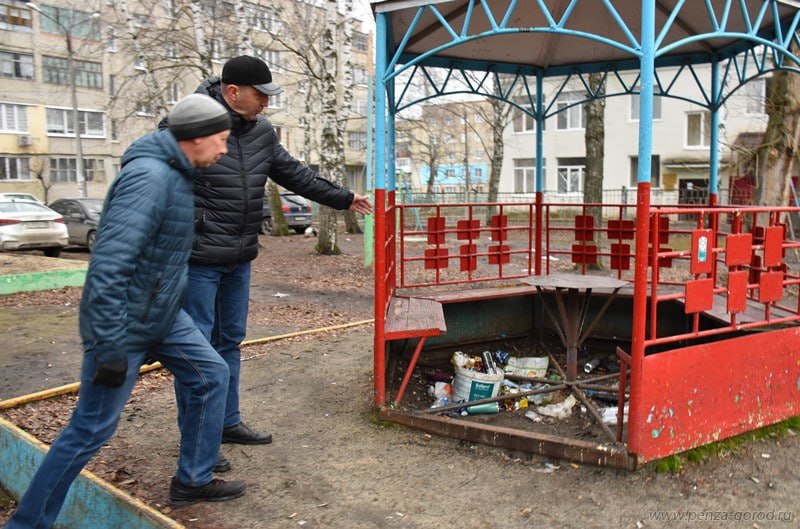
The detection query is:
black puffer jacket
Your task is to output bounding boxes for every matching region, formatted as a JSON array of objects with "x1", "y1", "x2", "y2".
[{"x1": 160, "y1": 77, "x2": 354, "y2": 266}]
